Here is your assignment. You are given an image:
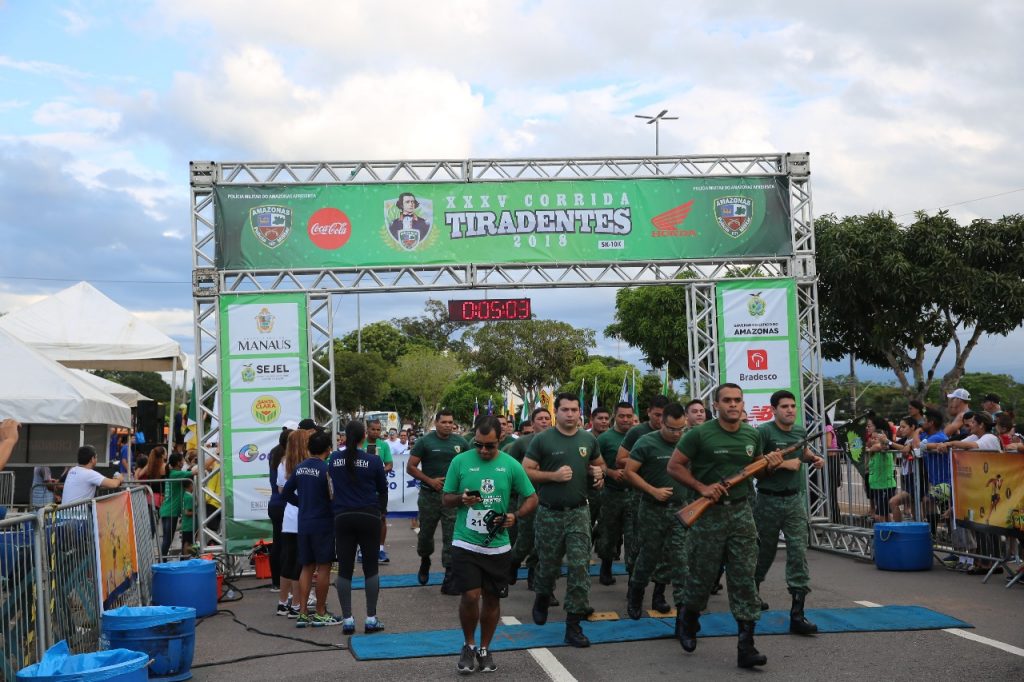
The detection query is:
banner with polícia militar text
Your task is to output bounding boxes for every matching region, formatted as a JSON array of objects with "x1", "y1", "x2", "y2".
[{"x1": 213, "y1": 177, "x2": 792, "y2": 270}]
